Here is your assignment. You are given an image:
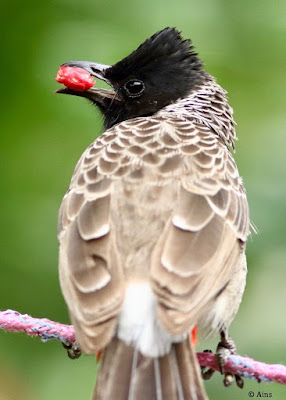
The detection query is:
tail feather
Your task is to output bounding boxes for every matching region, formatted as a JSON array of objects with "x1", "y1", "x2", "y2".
[
  {"x1": 93, "y1": 338, "x2": 208, "y2": 400},
  {"x1": 174, "y1": 340, "x2": 208, "y2": 400},
  {"x1": 94, "y1": 337, "x2": 134, "y2": 399}
]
